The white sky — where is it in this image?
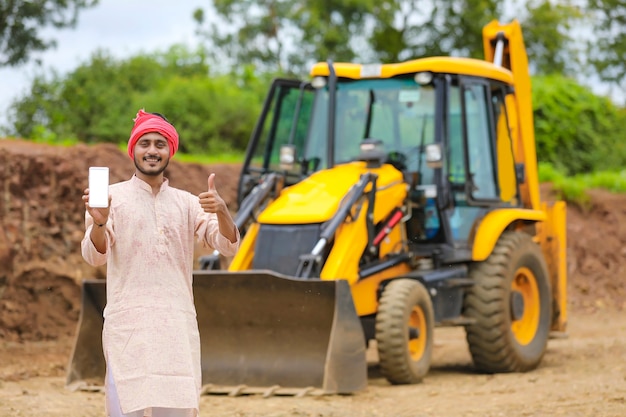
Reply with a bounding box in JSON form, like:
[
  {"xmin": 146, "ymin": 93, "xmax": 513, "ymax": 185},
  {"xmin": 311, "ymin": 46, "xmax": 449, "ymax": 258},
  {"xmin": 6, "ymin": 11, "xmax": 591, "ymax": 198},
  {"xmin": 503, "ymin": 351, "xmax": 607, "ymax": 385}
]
[{"xmin": 0, "ymin": 0, "xmax": 203, "ymax": 127}]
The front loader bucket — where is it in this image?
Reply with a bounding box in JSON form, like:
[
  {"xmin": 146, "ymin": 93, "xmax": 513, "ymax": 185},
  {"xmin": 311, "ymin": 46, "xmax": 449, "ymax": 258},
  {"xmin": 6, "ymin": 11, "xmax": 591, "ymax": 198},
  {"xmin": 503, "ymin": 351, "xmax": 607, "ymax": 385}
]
[
  {"xmin": 193, "ymin": 270, "xmax": 367, "ymax": 396},
  {"xmin": 66, "ymin": 272, "xmax": 367, "ymax": 396},
  {"xmin": 66, "ymin": 279, "xmax": 107, "ymax": 391}
]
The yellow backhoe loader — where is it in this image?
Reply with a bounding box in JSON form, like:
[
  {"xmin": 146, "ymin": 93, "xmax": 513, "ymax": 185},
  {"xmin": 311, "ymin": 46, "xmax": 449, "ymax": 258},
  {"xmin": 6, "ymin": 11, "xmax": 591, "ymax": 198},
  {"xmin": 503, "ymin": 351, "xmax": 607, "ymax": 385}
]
[{"xmin": 67, "ymin": 20, "xmax": 567, "ymax": 396}]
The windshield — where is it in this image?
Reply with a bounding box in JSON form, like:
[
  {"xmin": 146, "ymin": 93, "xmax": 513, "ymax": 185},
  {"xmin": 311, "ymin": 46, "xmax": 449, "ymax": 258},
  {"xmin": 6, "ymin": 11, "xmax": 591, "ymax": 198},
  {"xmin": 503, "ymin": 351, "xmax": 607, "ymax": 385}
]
[
  {"xmin": 308, "ymin": 78, "xmax": 436, "ymax": 182},
  {"xmin": 248, "ymin": 77, "xmax": 437, "ymax": 186}
]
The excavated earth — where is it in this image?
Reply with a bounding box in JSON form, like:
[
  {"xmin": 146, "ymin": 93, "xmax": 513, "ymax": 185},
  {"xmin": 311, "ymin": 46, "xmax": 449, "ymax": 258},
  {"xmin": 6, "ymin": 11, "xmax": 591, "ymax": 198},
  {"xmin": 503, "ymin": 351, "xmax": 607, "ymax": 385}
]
[{"xmin": 0, "ymin": 139, "xmax": 625, "ymax": 416}]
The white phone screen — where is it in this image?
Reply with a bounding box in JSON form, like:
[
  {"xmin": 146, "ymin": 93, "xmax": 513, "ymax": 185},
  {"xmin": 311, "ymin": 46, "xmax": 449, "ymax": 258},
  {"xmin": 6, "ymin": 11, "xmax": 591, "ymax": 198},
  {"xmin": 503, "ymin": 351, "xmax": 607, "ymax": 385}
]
[{"xmin": 89, "ymin": 167, "xmax": 110, "ymax": 208}]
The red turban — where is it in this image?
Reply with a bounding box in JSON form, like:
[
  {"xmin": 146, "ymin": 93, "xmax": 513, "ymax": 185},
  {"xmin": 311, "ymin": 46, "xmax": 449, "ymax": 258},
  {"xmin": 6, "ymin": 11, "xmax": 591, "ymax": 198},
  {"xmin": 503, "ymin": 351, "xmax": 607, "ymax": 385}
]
[{"xmin": 127, "ymin": 109, "xmax": 179, "ymax": 159}]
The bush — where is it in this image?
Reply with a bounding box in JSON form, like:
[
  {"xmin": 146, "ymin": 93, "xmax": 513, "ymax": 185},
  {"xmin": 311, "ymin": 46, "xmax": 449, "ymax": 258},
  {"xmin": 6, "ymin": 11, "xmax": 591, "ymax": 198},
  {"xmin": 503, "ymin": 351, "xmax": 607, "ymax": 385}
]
[
  {"xmin": 532, "ymin": 75, "xmax": 626, "ymax": 175},
  {"xmin": 132, "ymin": 70, "xmax": 269, "ymax": 155},
  {"xmin": 538, "ymin": 162, "xmax": 626, "ymax": 208}
]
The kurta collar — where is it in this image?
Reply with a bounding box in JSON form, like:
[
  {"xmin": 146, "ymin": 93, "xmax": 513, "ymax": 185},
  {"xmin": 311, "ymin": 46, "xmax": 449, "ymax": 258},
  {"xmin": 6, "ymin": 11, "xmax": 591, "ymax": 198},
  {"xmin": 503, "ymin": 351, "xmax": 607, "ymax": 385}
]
[{"xmin": 130, "ymin": 174, "xmax": 170, "ymax": 193}]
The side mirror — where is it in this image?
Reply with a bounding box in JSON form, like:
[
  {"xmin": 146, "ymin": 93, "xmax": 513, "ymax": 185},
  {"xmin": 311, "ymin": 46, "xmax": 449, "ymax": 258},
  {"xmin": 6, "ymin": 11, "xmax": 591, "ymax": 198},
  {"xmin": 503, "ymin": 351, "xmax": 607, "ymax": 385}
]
[
  {"xmin": 425, "ymin": 143, "xmax": 443, "ymax": 169},
  {"xmin": 279, "ymin": 144, "xmax": 296, "ymax": 170}
]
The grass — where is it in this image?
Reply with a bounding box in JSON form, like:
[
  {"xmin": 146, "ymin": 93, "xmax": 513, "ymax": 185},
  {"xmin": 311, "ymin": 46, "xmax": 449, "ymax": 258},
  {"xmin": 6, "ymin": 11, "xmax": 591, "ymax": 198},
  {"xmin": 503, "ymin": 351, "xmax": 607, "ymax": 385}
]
[
  {"xmin": 174, "ymin": 151, "xmax": 245, "ymax": 164},
  {"xmin": 538, "ymin": 162, "xmax": 626, "ymax": 207}
]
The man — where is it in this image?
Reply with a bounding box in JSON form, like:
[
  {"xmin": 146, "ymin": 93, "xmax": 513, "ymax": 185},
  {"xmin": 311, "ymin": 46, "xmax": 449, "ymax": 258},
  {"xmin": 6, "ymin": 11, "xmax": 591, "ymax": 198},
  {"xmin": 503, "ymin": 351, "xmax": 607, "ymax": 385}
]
[{"xmin": 81, "ymin": 109, "xmax": 239, "ymax": 417}]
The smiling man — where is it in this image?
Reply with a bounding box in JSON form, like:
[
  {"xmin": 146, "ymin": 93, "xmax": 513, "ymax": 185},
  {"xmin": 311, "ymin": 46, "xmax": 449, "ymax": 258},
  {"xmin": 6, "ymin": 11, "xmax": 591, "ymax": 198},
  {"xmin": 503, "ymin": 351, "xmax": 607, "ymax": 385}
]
[{"xmin": 80, "ymin": 109, "xmax": 239, "ymax": 417}]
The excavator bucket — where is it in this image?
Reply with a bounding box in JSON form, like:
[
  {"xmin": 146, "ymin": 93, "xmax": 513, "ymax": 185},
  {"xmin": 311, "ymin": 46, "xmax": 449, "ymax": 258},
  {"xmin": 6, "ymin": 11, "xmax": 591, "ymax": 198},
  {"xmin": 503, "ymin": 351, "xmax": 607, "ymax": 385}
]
[
  {"xmin": 194, "ymin": 270, "xmax": 367, "ymax": 396},
  {"xmin": 66, "ymin": 272, "xmax": 367, "ymax": 396},
  {"xmin": 66, "ymin": 279, "xmax": 106, "ymax": 391}
]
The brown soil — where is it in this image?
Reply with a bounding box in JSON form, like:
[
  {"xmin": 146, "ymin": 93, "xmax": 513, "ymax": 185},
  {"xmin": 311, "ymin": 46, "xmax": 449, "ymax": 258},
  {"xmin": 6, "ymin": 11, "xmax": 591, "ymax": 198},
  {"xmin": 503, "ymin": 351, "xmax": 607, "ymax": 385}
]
[{"xmin": 0, "ymin": 139, "xmax": 625, "ymax": 416}]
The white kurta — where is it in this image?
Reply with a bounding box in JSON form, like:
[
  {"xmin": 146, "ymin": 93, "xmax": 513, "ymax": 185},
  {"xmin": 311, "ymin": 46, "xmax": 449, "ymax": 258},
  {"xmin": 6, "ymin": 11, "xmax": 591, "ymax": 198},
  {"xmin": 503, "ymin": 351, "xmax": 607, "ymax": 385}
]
[{"xmin": 81, "ymin": 175, "xmax": 239, "ymax": 416}]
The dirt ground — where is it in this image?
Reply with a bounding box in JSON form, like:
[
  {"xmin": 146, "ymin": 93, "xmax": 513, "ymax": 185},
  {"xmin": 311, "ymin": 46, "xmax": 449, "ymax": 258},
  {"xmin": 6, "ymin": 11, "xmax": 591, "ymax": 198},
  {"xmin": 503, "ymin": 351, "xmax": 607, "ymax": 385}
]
[{"xmin": 0, "ymin": 140, "xmax": 625, "ymax": 416}]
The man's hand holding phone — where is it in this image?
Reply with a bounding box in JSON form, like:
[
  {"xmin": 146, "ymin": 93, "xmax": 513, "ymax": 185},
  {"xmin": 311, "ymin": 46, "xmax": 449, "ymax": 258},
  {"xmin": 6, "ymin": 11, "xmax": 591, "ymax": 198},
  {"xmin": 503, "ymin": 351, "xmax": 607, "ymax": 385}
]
[{"xmin": 84, "ymin": 167, "xmax": 111, "ymax": 228}]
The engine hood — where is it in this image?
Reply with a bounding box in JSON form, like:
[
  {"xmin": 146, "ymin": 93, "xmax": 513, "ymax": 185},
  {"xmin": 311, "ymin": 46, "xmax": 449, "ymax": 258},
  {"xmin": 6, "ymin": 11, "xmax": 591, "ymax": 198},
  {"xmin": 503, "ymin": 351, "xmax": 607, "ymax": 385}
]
[{"xmin": 258, "ymin": 161, "xmax": 406, "ymax": 224}]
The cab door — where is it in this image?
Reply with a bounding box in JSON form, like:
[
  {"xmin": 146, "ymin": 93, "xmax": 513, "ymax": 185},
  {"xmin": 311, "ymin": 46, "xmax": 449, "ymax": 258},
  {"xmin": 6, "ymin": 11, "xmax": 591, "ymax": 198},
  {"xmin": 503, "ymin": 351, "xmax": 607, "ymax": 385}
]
[
  {"xmin": 444, "ymin": 78, "xmax": 519, "ymax": 246},
  {"xmin": 238, "ymin": 79, "xmax": 316, "ymax": 205}
]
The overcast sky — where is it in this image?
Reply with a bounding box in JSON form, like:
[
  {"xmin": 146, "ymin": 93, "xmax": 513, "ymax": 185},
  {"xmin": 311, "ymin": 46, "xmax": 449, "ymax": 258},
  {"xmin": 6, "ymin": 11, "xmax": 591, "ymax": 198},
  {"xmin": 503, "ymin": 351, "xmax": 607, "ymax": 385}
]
[{"xmin": 0, "ymin": 0, "xmax": 204, "ymax": 127}]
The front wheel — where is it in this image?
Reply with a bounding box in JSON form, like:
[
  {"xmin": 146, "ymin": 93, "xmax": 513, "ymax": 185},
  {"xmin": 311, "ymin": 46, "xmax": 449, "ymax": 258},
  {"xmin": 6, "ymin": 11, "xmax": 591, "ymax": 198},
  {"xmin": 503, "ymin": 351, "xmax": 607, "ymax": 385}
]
[
  {"xmin": 464, "ymin": 231, "xmax": 552, "ymax": 373},
  {"xmin": 375, "ymin": 279, "xmax": 434, "ymax": 384}
]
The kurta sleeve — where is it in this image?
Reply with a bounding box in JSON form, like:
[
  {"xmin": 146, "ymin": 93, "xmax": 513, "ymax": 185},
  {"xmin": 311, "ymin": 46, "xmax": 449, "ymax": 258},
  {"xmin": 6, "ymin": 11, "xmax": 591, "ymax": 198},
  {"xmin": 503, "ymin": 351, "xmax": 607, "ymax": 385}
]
[
  {"xmin": 81, "ymin": 210, "xmax": 114, "ymax": 266},
  {"xmin": 192, "ymin": 195, "xmax": 240, "ymax": 257}
]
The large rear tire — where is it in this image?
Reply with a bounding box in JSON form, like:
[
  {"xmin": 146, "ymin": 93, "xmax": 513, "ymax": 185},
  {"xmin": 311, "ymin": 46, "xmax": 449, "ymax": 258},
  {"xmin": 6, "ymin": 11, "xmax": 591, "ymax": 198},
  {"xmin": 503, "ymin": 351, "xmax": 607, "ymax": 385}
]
[
  {"xmin": 464, "ymin": 231, "xmax": 551, "ymax": 373},
  {"xmin": 375, "ymin": 279, "xmax": 434, "ymax": 384}
]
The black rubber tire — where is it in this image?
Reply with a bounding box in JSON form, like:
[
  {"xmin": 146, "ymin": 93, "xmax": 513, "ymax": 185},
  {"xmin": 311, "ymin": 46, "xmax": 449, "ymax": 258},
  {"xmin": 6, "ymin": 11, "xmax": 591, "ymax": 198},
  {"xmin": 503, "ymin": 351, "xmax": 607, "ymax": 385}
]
[
  {"xmin": 375, "ymin": 279, "xmax": 434, "ymax": 384},
  {"xmin": 464, "ymin": 231, "xmax": 552, "ymax": 373}
]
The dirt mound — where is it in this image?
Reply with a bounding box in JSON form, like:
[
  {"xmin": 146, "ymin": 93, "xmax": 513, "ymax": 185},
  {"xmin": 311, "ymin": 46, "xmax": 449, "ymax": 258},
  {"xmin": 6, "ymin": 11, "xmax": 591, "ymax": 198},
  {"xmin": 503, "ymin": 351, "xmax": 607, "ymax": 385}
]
[
  {"xmin": 0, "ymin": 139, "xmax": 624, "ymax": 341},
  {"xmin": 0, "ymin": 140, "xmax": 240, "ymax": 342},
  {"xmin": 565, "ymin": 188, "xmax": 626, "ymax": 311}
]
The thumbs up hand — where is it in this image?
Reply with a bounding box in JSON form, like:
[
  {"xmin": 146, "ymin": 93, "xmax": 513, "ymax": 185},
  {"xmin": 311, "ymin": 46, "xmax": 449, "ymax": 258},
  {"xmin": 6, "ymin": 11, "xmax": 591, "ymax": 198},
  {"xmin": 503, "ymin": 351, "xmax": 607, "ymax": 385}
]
[
  {"xmin": 199, "ymin": 173, "xmax": 227, "ymax": 214},
  {"xmin": 198, "ymin": 173, "xmax": 239, "ymax": 244}
]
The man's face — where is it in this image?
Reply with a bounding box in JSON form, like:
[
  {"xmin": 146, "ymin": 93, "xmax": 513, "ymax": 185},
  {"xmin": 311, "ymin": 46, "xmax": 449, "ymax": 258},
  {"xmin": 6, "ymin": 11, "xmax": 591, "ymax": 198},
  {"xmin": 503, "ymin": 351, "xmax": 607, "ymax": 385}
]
[{"xmin": 133, "ymin": 132, "xmax": 170, "ymax": 176}]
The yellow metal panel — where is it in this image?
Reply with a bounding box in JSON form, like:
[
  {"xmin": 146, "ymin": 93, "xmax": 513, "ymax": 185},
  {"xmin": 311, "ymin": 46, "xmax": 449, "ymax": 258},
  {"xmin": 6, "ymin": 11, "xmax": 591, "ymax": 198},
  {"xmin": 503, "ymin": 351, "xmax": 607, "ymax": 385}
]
[
  {"xmin": 339, "ymin": 219, "xmax": 410, "ymax": 316},
  {"xmin": 472, "ymin": 208, "xmax": 547, "ymax": 261},
  {"xmin": 321, "ymin": 212, "xmax": 369, "ymax": 285},
  {"xmin": 258, "ymin": 167, "xmax": 358, "ymax": 224},
  {"xmin": 258, "ymin": 162, "xmax": 406, "ymax": 224},
  {"xmin": 369, "ymin": 184, "xmax": 407, "ymax": 223},
  {"xmin": 482, "ymin": 20, "xmax": 540, "ymax": 211},
  {"xmin": 496, "ymin": 104, "xmax": 517, "ymax": 202},
  {"xmin": 351, "ymin": 262, "xmax": 413, "ymax": 316},
  {"xmin": 377, "ymin": 223, "xmax": 406, "ymax": 258},
  {"xmin": 228, "ymin": 222, "xmax": 259, "ymax": 271},
  {"xmin": 310, "ymin": 57, "xmax": 514, "ymax": 85},
  {"xmin": 538, "ymin": 201, "xmax": 568, "ymax": 331},
  {"xmin": 320, "ymin": 172, "xmax": 407, "ymax": 284},
  {"xmin": 324, "ymin": 216, "xmax": 410, "ymax": 317}
]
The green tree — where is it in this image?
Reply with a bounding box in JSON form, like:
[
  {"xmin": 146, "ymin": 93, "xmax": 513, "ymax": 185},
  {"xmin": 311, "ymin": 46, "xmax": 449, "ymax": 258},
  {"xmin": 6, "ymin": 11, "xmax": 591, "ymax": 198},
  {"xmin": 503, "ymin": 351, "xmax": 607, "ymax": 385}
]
[
  {"xmin": 532, "ymin": 74, "xmax": 626, "ymax": 175},
  {"xmin": 367, "ymin": 0, "xmax": 582, "ymax": 67},
  {"xmin": 5, "ymin": 46, "xmax": 269, "ymax": 154},
  {"xmin": 132, "ymin": 69, "xmax": 268, "ymax": 154},
  {"xmin": 7, "ymin": 45, "xmax": 212, "ymax": 143},
  {"xmin": 195, "ymin": 0, "xmax": 584, "ymax": 76},
  {"xmin": 369, "ymin": 0, "xmax": 502, "ymax": 62},
  {"xmin": 0, "ymin": 0, "xmax": 98, "ymax": 67},
  {"xmin": 587, "ymin": 0, "xmax": 626, "ymax": 93},
  {"xmin": 194, "ymin": 0, "xmax": 376, "ymax": 75},
  {"xmin": 521, "ymin": 0, "xmax": 584, "ymax": 76}
]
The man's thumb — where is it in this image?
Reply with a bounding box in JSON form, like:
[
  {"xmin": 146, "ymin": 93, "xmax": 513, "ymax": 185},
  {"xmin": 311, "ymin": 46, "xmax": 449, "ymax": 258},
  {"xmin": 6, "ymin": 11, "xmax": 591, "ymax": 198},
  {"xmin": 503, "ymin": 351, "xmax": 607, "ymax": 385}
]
[{"xmin": 208, "ymin": 173, "xmax": 216, "ymax": 190}]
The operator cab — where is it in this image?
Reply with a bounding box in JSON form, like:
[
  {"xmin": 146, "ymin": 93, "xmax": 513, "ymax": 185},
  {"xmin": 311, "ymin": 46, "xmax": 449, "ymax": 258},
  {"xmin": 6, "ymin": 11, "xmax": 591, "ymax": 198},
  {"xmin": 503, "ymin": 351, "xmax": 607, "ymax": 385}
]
[{"xmin": 239, "ymin": 60, "xmax": 523, "ymax": 264}]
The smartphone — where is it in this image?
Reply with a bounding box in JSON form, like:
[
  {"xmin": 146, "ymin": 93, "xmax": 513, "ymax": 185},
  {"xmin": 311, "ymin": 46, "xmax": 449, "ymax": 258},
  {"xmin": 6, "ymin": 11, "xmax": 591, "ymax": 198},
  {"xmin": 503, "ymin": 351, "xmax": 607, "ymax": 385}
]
[{"xmin": 88, "ymin": 167, "xmax": 110, "ymax": 208}]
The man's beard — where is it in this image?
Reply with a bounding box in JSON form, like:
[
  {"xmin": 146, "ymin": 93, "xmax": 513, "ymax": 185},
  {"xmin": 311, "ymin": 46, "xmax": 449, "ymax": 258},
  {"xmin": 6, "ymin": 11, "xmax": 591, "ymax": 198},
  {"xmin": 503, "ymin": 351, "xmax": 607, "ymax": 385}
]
[{"xmin": 134, "ymin": 155, "xmax": 169, "ymax": 176}]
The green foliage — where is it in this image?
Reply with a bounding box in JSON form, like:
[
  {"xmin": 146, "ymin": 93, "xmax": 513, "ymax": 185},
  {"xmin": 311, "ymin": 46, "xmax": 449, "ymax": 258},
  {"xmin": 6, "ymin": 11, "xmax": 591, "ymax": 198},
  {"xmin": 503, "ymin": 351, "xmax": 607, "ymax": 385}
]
[
  {"xmin": 114, "ymin": 141, "xmax": 244, "ymax": 164},
  {"xmin": 538, "ymin": 162, "xmax": 590, "ymax": 205},
  {"xmin": 29, "ymin": 125, "xmax": 79, "ymax": 146},
  {"xmin": 195, "ymin": 0, "xmax": 376, "ymax": 75},
  {"xmin": 538, "ymin": 162, "xmax": 626, "ymax": 208},
  {"xmin": 8, "ymin": 45, "xmax": 206, "ymax": 141},
  {"xmin": 0, "ymin": 0, "xmax": 98, "ymax": 67},
  {"xmin": 587, "ymin": 0, "xmax": 626, "ymax": 88},
  {"xmin": 131, "ymin": 71, "xmax": 268, "ymax": 155},
  {"xmin": 587, "ymin": 170, "xmax": 626, "ymax": 192},
  {"xmin": 174, "ymin": 151, "xmax": 245, "ymax": 165},
  {"xmin": 195, "ymin": 0, "xmax": 586, "ymax": 76},
  {"xmin": 521, "ymin": 1, "xmax": 584, "ymax": 76},
  {"xmin": 532, "ymin": 74, "xmax": 626, "ymax": 175},
  {"xmin": 6, "ymin": 46, "xmax": 270, "ymax": 155}
]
